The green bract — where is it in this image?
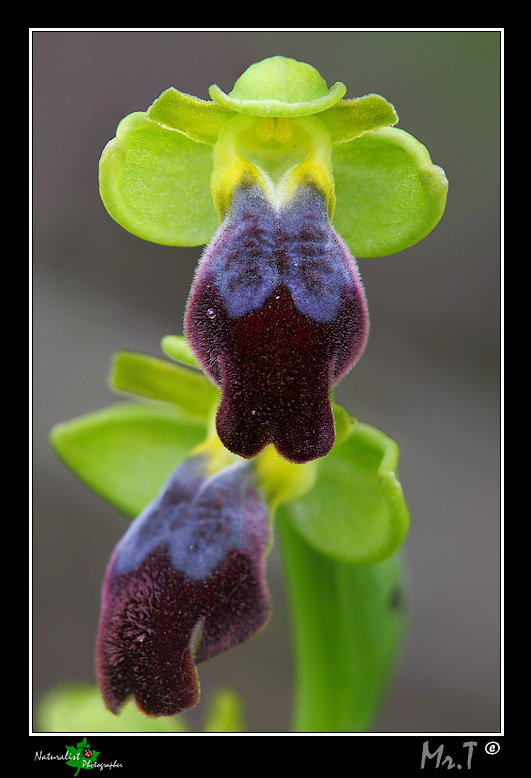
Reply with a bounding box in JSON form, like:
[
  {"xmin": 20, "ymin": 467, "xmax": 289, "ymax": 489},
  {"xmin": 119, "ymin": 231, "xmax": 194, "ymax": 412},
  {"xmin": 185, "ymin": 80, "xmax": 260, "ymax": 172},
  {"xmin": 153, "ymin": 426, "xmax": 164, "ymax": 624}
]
[{"xmin": 99, "ymin": 55, "xmax": 447, "ymax": 257}]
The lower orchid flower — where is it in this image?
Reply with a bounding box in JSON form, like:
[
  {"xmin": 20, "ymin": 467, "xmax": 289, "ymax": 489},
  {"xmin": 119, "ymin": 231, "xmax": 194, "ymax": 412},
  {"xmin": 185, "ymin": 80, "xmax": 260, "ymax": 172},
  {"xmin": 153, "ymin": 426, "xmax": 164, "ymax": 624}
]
[
  {"xmin": 96, "ymin": 452, "xmax": 271, "ymax": 717},
  {"xmin": 51, "ymin": 344, "xmax": 411, "ymax": 725},
  {"xmin": 185, "ymin": 181, "xmax": 369, "ymax": 464}
]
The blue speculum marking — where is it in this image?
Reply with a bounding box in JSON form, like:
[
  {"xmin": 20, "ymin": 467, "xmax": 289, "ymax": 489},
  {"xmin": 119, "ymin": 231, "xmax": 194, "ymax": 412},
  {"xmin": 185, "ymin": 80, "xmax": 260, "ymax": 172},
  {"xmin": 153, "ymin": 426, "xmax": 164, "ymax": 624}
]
[
  {"xmin": 185, "ymin": 182, "xmax": 369, "ymax": 463},
  {"xmin": 113, "ymin": 455, "xmax": 268, "ymax": 581},
  {"xmin": 209, "ymin": 185, "xmax": 353, "ymax": 323}
]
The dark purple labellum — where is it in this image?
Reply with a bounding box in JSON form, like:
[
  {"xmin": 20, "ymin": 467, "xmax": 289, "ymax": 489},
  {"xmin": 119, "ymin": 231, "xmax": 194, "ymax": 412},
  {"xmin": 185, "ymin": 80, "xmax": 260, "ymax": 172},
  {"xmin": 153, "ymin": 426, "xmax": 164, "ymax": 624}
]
[
  {"xmin": 96, "ymin": 455, "xmax": 270, "ymax": 717},
  {"xmin": 185, "ymin": 183, "xmax": 369, "ymax": 463}
]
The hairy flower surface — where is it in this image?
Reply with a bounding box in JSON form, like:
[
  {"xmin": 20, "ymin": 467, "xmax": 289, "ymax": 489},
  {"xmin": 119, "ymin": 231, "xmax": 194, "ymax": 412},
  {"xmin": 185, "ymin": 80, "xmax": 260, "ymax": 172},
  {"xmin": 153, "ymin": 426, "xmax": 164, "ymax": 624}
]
[
  {"xmin": 96, "ymin": 454, "xmax": 270, "ymax": 717},
  {"xmin": 185, "ymin": 182, "xmax": 368, "ymax": 462}
]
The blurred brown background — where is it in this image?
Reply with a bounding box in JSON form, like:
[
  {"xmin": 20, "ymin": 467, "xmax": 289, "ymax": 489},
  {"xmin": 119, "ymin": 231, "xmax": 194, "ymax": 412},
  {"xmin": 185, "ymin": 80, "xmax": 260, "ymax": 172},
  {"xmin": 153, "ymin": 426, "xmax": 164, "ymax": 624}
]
[{"xmin": 32, "ymin": 30, "xmax": 501, "ymax": 733}]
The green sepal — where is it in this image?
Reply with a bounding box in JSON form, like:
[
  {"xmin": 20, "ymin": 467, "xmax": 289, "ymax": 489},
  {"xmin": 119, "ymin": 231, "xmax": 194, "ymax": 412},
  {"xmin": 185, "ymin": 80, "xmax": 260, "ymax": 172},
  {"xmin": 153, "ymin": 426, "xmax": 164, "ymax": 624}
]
[
  {"xmin": 332, "ymin": 126, "xmax": 448, "ymax": 257},
  {"xmin": 109, "ymin": 349, "xmax": 218, "ymax": 420},
  {"xmin": 209, "ymin": 55, "xmax": 346, "ymax": 118},
  {"xmin": 321, "ymin": 94, "xmax": 398, "ymax": 143},
  {"xmin": 283, "ymin": 421, "xmax": 410, "ymax": 565},
  {"xmin": 50, "ymin": 403, "xmax": 206, "ymax": 519},
  {"xmin": 277, "ymin": 519, "xmax": 408, "ymax": 732},
  {"xmin": 99, "ymin": 111, "xmax": 218, "ymax": 246},
  {"xmin": 147, "ymin": 87, "xmax": 234, "ymax": 145}
]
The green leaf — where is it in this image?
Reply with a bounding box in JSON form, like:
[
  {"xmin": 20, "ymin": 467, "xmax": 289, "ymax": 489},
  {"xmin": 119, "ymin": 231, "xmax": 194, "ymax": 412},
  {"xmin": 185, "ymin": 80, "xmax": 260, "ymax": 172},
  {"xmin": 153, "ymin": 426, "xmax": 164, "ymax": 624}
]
[
  {"xmin": 99, "ymin": 111, "xmax": 218, "ymax": 246},
  {"xmin": 38, "ymin": 683, "xmax": 188, "ymax": 732},
  {"xmin": 109, "ymin": 349, "xmax": 218, "ymax": 420},
  {"xmin": 283, "ymin": 422, "xmax": 410, "ymax": 565},
  {"xmin": 148, "ymin": 87, "xmax": 234, "ymax": 144},
  {"xmin": 65, "ymin": 744, "xmax": 84, "ymax": 776},
  {"xmin": 277, "ymin": 519, "xmax": 408, "ymax": 733},
  {"xmin": 332, "ymin": 127, "xmax": 448, "ymax": 257},
  {"xmin": 50, "ymin": 402, "xmax": 206, "ymax": 518},
  {"xmin": 64, "ymin": 736, "xmax": 100, "ymax": 776},
  {"xmin": 321, "ymin": 94, "xmax": 398, "ymax": 143}
]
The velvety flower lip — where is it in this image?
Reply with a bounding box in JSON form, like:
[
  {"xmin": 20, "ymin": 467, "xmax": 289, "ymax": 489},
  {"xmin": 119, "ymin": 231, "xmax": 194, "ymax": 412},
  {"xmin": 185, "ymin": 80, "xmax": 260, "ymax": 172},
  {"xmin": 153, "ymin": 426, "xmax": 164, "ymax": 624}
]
[
  {"xmin": 185, "ymin": 182, "xmax": 369, "ymax": 464},
  {"xmin": 96, "ymin": 454, "xmax": 271, "ymax": 717}
]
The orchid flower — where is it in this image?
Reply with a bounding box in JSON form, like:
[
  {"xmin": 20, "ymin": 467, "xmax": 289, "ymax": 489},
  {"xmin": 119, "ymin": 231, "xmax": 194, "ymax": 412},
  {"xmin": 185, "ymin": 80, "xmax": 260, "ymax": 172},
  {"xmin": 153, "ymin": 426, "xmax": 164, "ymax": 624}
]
[
  {"xmin": 96, "ymin": 452, "xmax": 271, "ymax": 716},
  {"xmin": 99, "ymin": 56, "xmax": 447, "ymax": 463},
  {"xmin": 51, "ymin": 342, "xmax": 410, "ymax": 725}
]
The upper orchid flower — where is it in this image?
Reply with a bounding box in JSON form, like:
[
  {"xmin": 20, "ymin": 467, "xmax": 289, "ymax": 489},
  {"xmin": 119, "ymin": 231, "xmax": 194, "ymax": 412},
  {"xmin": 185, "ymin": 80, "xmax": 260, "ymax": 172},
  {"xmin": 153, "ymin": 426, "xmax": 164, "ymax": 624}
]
[{"xmin": 99, "ymin": 56, "xmax": 447, "ymax": 463}]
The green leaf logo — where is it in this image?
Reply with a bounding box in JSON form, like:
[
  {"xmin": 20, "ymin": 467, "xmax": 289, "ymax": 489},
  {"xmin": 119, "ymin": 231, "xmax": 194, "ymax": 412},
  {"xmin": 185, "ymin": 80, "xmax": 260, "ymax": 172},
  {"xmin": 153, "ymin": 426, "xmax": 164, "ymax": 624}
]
[{"xmin": 65, "ymin": 737, "xmax": 100, "ymax": 776}]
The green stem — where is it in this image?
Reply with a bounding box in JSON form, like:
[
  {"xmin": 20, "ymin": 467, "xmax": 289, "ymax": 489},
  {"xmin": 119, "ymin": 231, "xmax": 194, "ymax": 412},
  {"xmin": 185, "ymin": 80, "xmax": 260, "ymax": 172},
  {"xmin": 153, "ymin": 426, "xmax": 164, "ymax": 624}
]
[{"xmin": 276, "ymin": 508, "xmax": 408, "ymax": 733}]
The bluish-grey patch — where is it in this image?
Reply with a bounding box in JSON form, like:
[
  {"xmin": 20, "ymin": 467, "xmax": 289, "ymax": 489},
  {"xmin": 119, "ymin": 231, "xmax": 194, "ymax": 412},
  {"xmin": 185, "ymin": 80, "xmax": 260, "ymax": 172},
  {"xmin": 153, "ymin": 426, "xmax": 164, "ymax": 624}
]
[
  {"xmin": 207, "ymin": 185, "xmax": 355, "ymax": 323},
  {"xmin": 281, "ymin": 196, "xmax": 353, "ymax": 322},
  {"xmin": 209, "ymin": 190, "xmax": 278, "ymax": 318},
  {"xmin": 113, "ymin": 457, "xmax": 263, "ymax": 581}
]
